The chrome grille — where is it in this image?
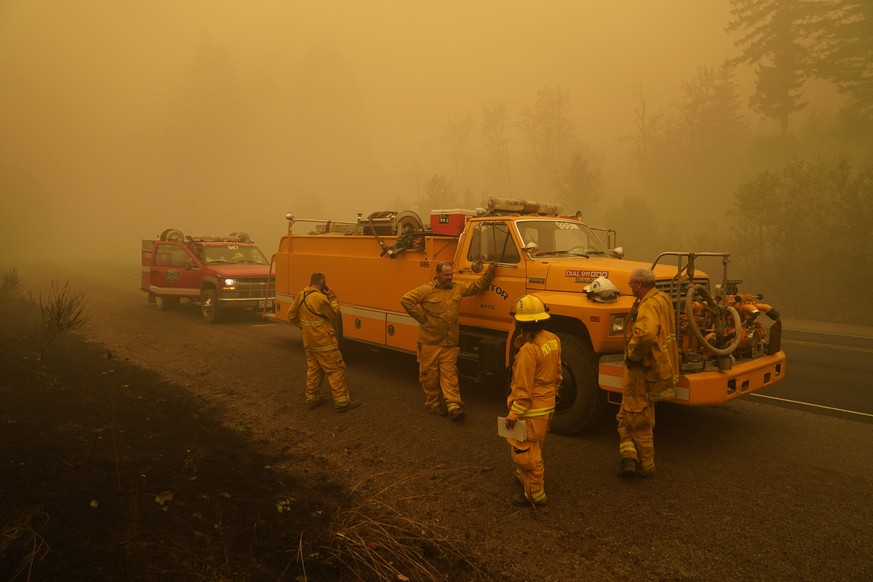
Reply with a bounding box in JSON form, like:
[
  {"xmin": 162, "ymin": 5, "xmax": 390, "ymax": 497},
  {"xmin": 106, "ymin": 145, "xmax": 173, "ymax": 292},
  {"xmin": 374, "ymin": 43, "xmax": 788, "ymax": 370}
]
[
  {"xmin": 235, "ymin": 277, "xmax": 276, "ymax": 299},
  {"xmin": 655, "ymin": 278, "xmax": 709, "ymax": 305}
]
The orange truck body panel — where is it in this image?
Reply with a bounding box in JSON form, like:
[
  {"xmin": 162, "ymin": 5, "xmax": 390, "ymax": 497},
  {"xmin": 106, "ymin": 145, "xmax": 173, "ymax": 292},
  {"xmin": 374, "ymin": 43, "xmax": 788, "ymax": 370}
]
[{"xmin": 269, "ymin": 209, "xmax": 787, "ymax": 432}]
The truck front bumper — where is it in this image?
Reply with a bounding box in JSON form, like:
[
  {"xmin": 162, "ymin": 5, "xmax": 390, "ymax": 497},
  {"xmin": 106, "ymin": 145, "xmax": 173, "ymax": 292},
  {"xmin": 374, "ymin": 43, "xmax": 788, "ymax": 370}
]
[{"xmin": 598, "ymin": 351, "xmax": 787, "ymax": 405}]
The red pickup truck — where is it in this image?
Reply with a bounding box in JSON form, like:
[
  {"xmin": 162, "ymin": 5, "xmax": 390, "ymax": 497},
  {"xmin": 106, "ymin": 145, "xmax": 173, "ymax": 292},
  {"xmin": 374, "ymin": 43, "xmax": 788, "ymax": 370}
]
[{"xmin": 141, "ymin": 228, "xmax": 275, "ymax": 323}]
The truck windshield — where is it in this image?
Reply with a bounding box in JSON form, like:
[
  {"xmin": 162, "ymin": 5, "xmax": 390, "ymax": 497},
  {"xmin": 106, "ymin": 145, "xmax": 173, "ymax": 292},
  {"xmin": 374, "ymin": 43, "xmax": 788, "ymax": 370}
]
[
  {"xmin": 203, "ymin": 245, "xmax": 268, "ymax": 265},
  {"xmin": 515, "ymin": 220, "xmax": 613, "ymax": 257}
]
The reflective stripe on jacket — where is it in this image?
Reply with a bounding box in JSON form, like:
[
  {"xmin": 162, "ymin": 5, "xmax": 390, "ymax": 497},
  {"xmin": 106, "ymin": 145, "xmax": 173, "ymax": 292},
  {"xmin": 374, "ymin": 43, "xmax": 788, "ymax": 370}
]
[
  {"xmin": 507, "ymin": 329, "xmax": 561, "ymax": 420},
  {"xmin": 400, "ymin": 268, "xmax": 495, "ymax": 346},
  {"xmin": 287, "ymin": 286, "xmax": 341, "ymax": 352}
]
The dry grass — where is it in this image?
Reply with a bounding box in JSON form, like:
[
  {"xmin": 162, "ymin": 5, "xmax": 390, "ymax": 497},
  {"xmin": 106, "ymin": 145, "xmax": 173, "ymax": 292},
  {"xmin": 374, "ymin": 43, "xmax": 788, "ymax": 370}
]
[
  {"xmin": 0, "ymin": 507, "xmax": 51, "ymax": 581},
  {"xmin": 1, "ymin": 266, "xmax": 20, "ymax": 294},
  {"xmin": 322, "ymin": 466, "xmax": 486, "ymax": 582}
]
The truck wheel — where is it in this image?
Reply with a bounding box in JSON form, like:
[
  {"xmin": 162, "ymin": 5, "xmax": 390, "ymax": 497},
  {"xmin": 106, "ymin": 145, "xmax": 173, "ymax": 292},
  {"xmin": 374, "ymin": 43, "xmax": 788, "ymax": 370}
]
[
  {"xmin": 550, "ymin": 332, "xmax": 606, "ymax": 435},
  {"xmin": 160, "ymin": 228, "xmax": 185, "ymax": 242},
  {"xmin": 200, "ymin": 289, "xmax": 221, "ymax": 323},
  {"xmin": 155, "ymin": 295, "xmax": 179, "ymax": 311}
]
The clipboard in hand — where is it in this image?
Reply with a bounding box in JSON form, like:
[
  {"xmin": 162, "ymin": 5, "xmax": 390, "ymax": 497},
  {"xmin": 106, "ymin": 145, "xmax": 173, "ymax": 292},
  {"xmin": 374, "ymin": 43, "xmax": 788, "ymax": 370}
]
[{"xmin": 497, "ymin": 416, "xmax": 527, "ymax": 441}]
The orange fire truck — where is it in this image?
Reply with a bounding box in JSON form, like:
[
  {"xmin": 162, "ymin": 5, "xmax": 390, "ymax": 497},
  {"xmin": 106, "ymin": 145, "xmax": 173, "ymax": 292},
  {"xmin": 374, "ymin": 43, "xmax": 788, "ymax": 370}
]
[{"xmin": 269, "ymin": 199, "xmax": 786, "ymax": 434}]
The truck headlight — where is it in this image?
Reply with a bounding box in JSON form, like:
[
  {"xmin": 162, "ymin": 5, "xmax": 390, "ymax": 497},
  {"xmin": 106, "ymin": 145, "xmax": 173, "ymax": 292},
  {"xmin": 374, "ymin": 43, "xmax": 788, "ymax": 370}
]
[
  {"xmin": 610, "ymin": 314, "xmax": 627, "ymax": 335},
  {"xmin": 222, "ymin": 278, "xmax": 236, "ymax": 289}
]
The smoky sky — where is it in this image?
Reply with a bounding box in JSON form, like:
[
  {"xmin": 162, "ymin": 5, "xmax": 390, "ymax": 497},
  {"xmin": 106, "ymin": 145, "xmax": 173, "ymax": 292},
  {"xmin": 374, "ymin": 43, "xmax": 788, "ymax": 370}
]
[{"xmin": 0, "ymin": 1, "xmax": 841, "ymax": 266}]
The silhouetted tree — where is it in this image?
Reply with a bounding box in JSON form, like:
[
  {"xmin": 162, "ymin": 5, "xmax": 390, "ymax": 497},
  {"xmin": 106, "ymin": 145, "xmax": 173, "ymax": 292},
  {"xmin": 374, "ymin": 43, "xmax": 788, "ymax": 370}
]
[
  {"xmin": 814, "ymin": 0, "xmax": 873, "ymax": 115},
  {"xmin": 603, "ymin": 196, "xmax": 662, "ymax": 261},
  {"xmin": 676, "ymin": 65, "xmax": 747, "ymax": 159},
  {"xmin": 518, "ymin": 86, "xmax": 577, "ymax": 191},
  {"xmin": 728, "ymin": 154, "xmax": 873, "ymax": 322},
  {"xmin": 481, "ymin": 99, "xmax": 513, "ymax": 197},
  {"xmin": 442, "ymin": 114, "xmax": 475, "ymax": 191},
  {"xmin": 420, "ymin": 174, "xmax": 458, "ymax": 213},
  {"xmin": 554, "ymin": 152, "xmax": 601, "ymax": 215},
  {"xmin": 727, "ymin": 0, "xmax": 826, "ymax": 134},
  {"xmin": 627, "ymin": 85, "xmax": 665, "ymax": 182}
]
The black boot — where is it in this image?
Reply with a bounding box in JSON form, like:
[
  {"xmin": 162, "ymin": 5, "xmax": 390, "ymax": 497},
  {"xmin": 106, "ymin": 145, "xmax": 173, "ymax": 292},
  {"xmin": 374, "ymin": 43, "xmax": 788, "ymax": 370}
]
[{"xmin": 617, "ymin": 458, "xmax": 637, "ymax": 478}]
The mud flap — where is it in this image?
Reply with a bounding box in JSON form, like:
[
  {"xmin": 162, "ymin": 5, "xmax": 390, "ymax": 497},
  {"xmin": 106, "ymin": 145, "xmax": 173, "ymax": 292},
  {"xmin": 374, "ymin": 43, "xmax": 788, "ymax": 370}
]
[{"xmin": 767, "ymin": 320, "xmax": 782, "ymax": 355}]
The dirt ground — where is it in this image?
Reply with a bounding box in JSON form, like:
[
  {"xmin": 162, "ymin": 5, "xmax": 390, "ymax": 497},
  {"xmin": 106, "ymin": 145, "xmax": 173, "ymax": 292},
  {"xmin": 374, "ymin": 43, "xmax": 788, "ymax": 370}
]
[
  {"xmin": 1, "ymin": 292, "xmax": 354, "ymax": 580},
  {"xmin": 3, "ymin": 266, "xmax": 873, "ymax": 581}
]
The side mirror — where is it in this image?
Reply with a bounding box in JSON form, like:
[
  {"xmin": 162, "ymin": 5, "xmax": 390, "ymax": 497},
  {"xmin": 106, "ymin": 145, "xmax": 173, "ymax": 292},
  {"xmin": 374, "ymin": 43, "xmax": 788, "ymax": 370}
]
[
  {"xmin": 185, "ymin": 258, "xmax": 197, "ymax": 270},
  {"xmin": 471, "ymin": 260, "xmax": 483, "ymax": 273}
]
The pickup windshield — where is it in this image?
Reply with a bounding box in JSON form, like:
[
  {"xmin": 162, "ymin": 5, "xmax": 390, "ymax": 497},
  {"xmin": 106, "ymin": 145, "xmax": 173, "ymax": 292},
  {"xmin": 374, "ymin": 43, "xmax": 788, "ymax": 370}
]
[
  {"xmin": 203, "ymin": 245, "xmax": 268, "ymax": 265},
  {"xmin": 515, "ymin": 219, "xmax": 612, "ymax": 257}
]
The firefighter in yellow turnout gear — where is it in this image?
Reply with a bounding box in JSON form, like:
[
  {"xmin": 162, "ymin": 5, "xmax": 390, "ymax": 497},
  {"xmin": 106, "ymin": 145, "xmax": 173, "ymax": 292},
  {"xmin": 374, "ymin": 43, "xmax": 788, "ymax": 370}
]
[
  {"xmin": 287, "ymin": 273, "xmax": 360, "ymax": 413},
  {"xmin": 505, "ymin": 295, "xmax": 560, "ymax": 508},
  {"xmin": 617, "ymin": 267, "xmax": 678, "ymax": 478},
  {"xmin": 401, "ymin": 261, "xmax": 496, "ymax": 421}
]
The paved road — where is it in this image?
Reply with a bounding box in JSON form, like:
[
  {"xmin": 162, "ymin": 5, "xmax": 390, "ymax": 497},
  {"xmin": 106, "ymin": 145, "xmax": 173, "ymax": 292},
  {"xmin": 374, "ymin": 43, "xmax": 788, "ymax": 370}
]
[{"xmin": 753, "ymin": 324, "xmax": 873, "ymax": 422}]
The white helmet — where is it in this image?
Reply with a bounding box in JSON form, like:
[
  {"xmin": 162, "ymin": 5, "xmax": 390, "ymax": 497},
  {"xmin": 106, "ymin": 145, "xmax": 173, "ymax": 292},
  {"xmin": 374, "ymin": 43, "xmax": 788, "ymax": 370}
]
[{"xmin": 583, "ymin": 276, "xmax": 620, "ymax": 302}]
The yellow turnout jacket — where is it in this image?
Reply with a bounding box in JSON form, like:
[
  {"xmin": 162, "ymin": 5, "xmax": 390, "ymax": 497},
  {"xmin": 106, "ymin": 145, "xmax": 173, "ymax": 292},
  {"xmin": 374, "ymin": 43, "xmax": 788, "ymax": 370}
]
[
  {"xmin": 624, "ymin": 287, "xmax": 679, "ymax": 406},
  {"xmin": 507, "ymin": 330, "xmax": 561, "ymax": 420},
  {"xmin": 400, "ymin": 268, "xmax": 495, "ymax": 346},
  {"xmin": 287, "ymin": 286, "xmax": 340, "ymax": 352}
]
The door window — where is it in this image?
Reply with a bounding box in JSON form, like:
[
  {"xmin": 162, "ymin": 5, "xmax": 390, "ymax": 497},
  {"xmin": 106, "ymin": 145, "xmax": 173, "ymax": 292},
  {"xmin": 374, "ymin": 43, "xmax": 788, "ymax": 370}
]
[{"xmin": 466, "ymin": 223, "xmax": 520, "ymax": 264}]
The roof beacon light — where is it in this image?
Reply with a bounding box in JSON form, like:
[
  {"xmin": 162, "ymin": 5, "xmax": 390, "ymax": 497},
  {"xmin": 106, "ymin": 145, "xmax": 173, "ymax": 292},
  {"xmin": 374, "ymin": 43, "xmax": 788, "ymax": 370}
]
[{"xmin": 487, "ymin": 198, "xmax": 563, "ymax": 216}]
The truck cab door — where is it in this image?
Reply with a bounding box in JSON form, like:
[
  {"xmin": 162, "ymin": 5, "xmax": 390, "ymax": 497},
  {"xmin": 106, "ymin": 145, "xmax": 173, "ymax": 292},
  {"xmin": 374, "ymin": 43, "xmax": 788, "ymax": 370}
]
[
  {"xmin": 454, "ymin": 221, "xmax": 526, "ymax": 321},
  {"xmin": 149, "ymin": 243, "xmax": 200, "ymax": 298}
]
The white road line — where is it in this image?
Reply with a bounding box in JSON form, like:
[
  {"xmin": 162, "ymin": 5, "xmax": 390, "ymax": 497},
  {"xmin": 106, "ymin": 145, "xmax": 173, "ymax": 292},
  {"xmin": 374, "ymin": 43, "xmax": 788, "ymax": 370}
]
[
  {"xmin": 751, "ymin": 393, "xmax": 873, "ymax": 418},
  {"xmin": 784, "ymin": 328, "xmax": 873, "ymax": 340},
  {"xmin": 782, "ymin": 339, "xmax": 873, "ymax": 354}
]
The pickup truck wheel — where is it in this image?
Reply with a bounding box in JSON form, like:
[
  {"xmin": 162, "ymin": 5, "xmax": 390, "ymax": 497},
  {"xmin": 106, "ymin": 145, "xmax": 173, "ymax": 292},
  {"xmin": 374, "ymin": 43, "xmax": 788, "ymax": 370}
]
[
  {"xmin": 155, "ymin": 296, "xmax": 179, "ymax": 311},
  {"xmin": 200, "ymin": 289, "xmax": 221, "ymax": 323},
  {"xmin": 550, "ymin": 332, "xmax": 606, "ymax": 435},
  {"xmin": 159, "ymin": 228, "xmax": 185, "ymax": 242}
]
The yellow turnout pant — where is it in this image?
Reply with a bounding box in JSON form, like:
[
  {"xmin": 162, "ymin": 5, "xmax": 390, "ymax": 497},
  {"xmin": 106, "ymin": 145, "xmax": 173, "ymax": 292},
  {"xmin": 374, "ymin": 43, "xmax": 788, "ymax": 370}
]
[
  {"xmin": 616, "ymin": 402, "xmax": 656, "ymax": 475},
  {"xmin": 306, "ymin": 349, "xmax": 351, "ymax": 406},
  {"xmin": 507, "ymin": 415, "xmax": 551, "ymax": 504},
  {"xmin": 417, "ymin": 344, "xmax": 462, "ymax": 414}
]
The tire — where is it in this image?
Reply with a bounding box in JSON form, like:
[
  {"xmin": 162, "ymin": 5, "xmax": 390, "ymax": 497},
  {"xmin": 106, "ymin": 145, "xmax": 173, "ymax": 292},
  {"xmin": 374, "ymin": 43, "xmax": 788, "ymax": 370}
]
[
  {"xmin": 549, "ymin": 332, "xmax": 606, "ymax": 435},
  {"xmin": 155, "ymin": 295, "xmax": 179, "ymax": 311},
  {"xmin": 200, "ymin": 288, "xmax": 221, "ymax": 323},
  {"xmin": 160, "ymin": 228, "xmax": 185, "ymax": 242}
]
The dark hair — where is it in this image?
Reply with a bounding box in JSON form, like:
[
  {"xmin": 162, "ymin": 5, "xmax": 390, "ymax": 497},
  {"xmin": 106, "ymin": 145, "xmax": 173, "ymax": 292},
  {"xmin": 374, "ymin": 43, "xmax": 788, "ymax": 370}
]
[
  {"xmin": 435, "ymin": 261, "xmax": 454, "ymax": 274},
  {"xmin": 309, "ymin": 272, "xmax": 326, "ymax": 285},
  {"xmin": 516, "ymin": 319, "xmax": 546, "ymax": 335}
]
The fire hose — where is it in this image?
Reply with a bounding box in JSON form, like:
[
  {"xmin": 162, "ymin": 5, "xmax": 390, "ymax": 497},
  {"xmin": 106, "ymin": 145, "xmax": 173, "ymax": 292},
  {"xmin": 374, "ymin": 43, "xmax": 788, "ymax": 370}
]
[{"xmin": 685, "ymin": 284, "xmax": 742, "ymax": 357}]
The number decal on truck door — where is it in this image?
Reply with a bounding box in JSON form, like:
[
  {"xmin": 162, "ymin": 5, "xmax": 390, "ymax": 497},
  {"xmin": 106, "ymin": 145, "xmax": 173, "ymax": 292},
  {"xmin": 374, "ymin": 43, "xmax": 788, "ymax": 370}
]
[{"xmin": 419, "ymin": 260, "xmax": 430, "ymax": 268}]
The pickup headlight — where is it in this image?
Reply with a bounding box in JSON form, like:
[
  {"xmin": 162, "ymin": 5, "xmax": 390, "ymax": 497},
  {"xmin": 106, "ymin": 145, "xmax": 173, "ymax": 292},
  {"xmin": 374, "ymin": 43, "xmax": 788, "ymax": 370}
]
[
  {"xmin": 222, "ymin": 278, "xmax": 237, "ymax": 289},
  {"xmin": 610, "ymin": 313, "xmax": 627, "ymax": 335}
]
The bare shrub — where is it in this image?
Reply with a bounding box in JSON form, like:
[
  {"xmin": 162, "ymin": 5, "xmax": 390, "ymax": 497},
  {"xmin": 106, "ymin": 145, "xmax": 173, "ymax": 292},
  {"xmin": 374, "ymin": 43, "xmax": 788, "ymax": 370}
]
[
  {"xmin": 35, "ymin": 281, "xmax": 89, "ymax": 360},
  {"xmin": 323, "ymin": 468, "xmax": 484, "ymax": 581},
  {"xmin": 1, "ymin": 266, "xmax": 20, "ymax": 294}
]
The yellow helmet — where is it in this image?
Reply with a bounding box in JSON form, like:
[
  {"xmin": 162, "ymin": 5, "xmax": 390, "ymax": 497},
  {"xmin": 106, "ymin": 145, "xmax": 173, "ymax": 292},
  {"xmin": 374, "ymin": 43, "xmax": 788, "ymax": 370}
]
[{"xmin": 512, "ymin": 294, "xmax": 550, "ymax": 322}]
